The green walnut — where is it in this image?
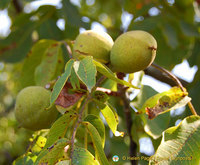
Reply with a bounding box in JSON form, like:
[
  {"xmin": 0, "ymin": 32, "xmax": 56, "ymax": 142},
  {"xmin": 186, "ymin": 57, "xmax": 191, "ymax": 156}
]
[
  {"xmin": 110, "ymin": 30, "xmax": 157, "ymax": 73},
  {"xmin": 73, "ymin": 30, "xmax": 114, "ymax": 63},
  {"xmin": 14, "ymin": 86, "xmax": 59, "ymax": 131}
]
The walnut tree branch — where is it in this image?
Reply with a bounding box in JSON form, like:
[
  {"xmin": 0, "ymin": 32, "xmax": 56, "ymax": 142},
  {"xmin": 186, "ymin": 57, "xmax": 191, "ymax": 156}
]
[
  {"xmin": 117, "ymin": 73, "xmax": 137, "ymax": 165},
  {"xmin": 70, "ymin": 96, "xmax": 91, "ymax": 159},
  {"xmin": 144, "ymin": 65, "xmax": 189, "ymax": 87},
  {"xmin": 12, "ymin": 0, "xmax": 23, "ymax": 13}
]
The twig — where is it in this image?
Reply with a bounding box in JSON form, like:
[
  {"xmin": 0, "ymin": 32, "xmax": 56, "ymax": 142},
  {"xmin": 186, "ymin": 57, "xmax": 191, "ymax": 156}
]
[
  {"xmin": 117, "ymin": 73, "xmax": 137, "ymax": 165},
  {"xmin": 70, "ymin": 96, "xmax": 91, "ymax": 159},
  {"xmin": 151, "ymin": 63, "xmax": 198, "ymax": 116}
]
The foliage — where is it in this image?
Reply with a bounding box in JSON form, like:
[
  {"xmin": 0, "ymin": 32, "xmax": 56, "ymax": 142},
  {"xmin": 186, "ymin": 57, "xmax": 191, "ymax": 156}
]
[{"xmin": 0, "ymin": 0, "xmax": 200, "ymax": 165}]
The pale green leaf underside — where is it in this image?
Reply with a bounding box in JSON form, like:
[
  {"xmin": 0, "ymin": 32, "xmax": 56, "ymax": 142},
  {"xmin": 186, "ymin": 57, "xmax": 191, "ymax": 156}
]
[
  {"xmin": 73, "ymin": 56, "xmax": 96, "ymax": 92},
  {"xmin": 149, "ymin": 115, "xmax": 200, "ymax": 165}
]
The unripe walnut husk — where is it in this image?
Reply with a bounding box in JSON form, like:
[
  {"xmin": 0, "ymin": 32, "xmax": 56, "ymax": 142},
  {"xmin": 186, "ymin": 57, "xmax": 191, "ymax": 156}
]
[
  {"xmin": 14, "ymin": 86, "xmax": 59, "ymax": 131},
  {"xmin": 110, "ymin": 30, "xmax": 157, "ymax": 73},
  {"xmin": 73, "ymin": 30, "xmax": 114, "ymax": 63}
]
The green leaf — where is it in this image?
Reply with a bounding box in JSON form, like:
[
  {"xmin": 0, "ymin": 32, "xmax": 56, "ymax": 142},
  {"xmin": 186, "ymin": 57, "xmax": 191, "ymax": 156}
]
[
  {"xmin": 61, "ymin": 0, "xmax": 89, "ymax": 28},
  {"xmin": 49, "ymin": 59, "xmax": 74, "ymax": 107},
  {"xmin": 140, "ymin": 87, "xmax": 191, "ymax": 119},
  {"xmin": 19, "ymin": 39, "xmax": 56, "ymax": 89},
  {"xmin": 95, "ymin": 101, "xmax": 123, "ymax": 137},
  {"xmin": 81, "ymin": 121, "xmax": 109, "ymax": 165},
  {"xmin": 141, "ymin": 112, "xmax": 170, "ymax": 139},
  {"xmin": 129, "ymin": 15, "xmax": 162, "ymax": 32},
  {"xmin": 54, "ymin": 48, "xmax": 65, "ymax": 80},
  {"xmin": 37, "ymin": 19, "xmax": 63, "ymax": 40},
  {"xmin": 153, "ymin": 27, "xmax": 191, "ymax": 69},
  {"xmin": 102, "ymin": 103, "xmax": 122, "ymax": 136},
  {"xmin": 44, "ymin": 110, "xmax": 77, "ymax": 149},
  {"xmin": 179, "ymin": 21, "xmax": 199, "ymax": 37},
  {"xmin": 0, "ymin": 22, "xmax": 33, "ymax": 63},
  {"xmin": 35, "ymin": 42, "xmax": 62, "ymax": 86},
  {"xmin": 132, "ymin": 85, "xmax": 158, "ymax": 109},
  {"xmin": 72, "ymin": 147, "xmax": 100, "ymax": 165},
  {"xmin": 70, "ymin": 67, "xmax": 80, "ymax": 89},
  {"xmin": 149, "ymin": 115, "xmax": 200, "ymax": 165},
  {"xmin": 13, "ymin": 154, "xmax": 37, "ymax": 165},
  {"xmin": 36, "ymin": 139, "xmax": 70, "ymax": 165},
  {"xmin": 0, "ymin": 0, "xmax": 11, "ymax": 9},
  {"xmin": 84, "ymin": 114, "xmax": 105, "ymax": 147},
  {"xmin": 73, "ymin": 57, "xmax": 97, "ymax": 92},
  {"xmin": 188, "ymin": 39, "xmax": 200, "ymax": 67},
  {"xmin": 161, "ymin": 23, "xmax": 178, "ymax": 49},
  {"xmin": 93, "ymin": 60, "xmax": 139, "ymax": 89},
  {"xmin": 133, "ymin": 85, "xmax": 170, "ymax": 139},
  {"xmin": 0, "ymin": 5, "xmax": 58, "ymax": 63}
]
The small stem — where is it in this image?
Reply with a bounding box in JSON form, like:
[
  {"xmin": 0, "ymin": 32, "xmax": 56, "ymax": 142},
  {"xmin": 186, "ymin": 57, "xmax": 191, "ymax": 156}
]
[
  {"xmin": 151, "ymin": 63, "xmax": 198, "ymax": 116},
  {"xmin": 70, "ymin": 96, "xmax": 90, "ymax": 159}
]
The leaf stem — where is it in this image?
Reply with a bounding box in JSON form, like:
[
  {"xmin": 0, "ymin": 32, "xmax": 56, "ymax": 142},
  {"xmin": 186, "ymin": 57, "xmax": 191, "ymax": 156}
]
[
  {"xmin": 151, "ymin": 63, "xmax": 198, "ymax": 116},
  {"xmin": 70, "ymin": 96, "xmax": 91, "ymax": 159}
]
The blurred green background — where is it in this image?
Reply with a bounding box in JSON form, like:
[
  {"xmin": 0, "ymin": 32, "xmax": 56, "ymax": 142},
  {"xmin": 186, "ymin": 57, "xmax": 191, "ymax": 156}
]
[{"xmin": 0, "ymin": 0, "xmax": 200, "ymax": 164}]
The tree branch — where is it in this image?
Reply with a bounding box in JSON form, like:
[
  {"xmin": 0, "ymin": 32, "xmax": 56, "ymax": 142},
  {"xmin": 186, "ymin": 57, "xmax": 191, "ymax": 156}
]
[
  {"xmin": 117, "ymin": 73, "xmax": 137, "ymax": 165},
  {"xmin": 12, "ymin": 0, "xmax": 23, "ymax": 13},
  {"xmin": 70, "ymin": 96, "xmax": 91, "ymax": 159},
  {"xmin": 144, "ymin": 65, "xmax": 189, "ymax": 87}
]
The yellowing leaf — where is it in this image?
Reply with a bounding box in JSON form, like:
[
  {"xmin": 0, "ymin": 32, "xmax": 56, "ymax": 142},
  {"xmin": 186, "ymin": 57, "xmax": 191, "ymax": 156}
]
[{"xmin": 140, "ymin": 87, "xmax": 191, "ymax": 119}]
